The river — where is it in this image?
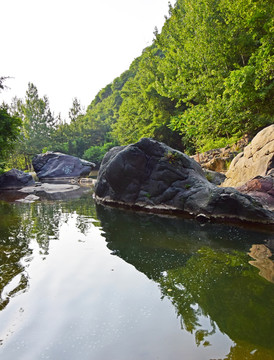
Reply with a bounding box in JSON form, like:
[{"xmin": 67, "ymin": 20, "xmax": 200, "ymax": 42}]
[{"xmin": 0, "ymin": 193, "xmax": 273, "ymax": 359}]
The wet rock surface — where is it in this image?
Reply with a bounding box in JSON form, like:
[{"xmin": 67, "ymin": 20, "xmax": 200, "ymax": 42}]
[
  {"xmin": 0, "ymin": 169, "xmax": 35, "ymax": 189},
  {"xmin": 32, "ymin": 152, "xmax": 95, "ymax": 180},
  {"xmin": 95, "ymin": 138, "xmax": 274, "ymax": 225}
]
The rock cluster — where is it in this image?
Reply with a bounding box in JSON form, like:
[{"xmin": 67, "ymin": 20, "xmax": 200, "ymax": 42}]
[
  {"xmin": 95, "ymin": 138, "xmax": 274, "ymax": 225},
  {"xmin": 191, "ymin": 135, "xmax": 250, "ymax": 172}
]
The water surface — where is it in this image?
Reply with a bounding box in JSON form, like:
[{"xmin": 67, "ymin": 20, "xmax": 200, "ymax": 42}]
[{"xmin": 0, "ymin": 196, "xmax": 273, "ymax": 360}]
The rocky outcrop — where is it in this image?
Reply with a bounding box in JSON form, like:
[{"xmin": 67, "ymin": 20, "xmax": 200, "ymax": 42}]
[
  {"xmin": 32, "ymin": 152, "xmax": 95, "ymax": 180},
  {"xmin": 223, "ymin": 125, "xmax": 274, "ymax": 187},
  {"xmin": 95, "ymin": 138, "xmax": 274, "ymax": 225},
  {"xmin": 191, "ymin": 135, "xmax": 250, "ymax": 172},
  {"xmin": 0, "ymin": 169, "xmax": 35, "ymax": 189},
  {"xmin": 192, "ymin": 148, "xmax": 238, "ymax": 172}
]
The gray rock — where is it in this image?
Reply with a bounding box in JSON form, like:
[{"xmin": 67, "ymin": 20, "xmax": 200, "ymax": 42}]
[
  {"xmin": 203, "ymin": 169, "xmax": 226, "ymax": 185},
  {"xmin": 95, "ymin": 138, "xmax": 274, "ymax": 225},
  {"xmin": 0, "ymin": 169, "xmax": 35, "ymax": 189},
  {"xmin": 16, "ymin": 194, "xmax": 40, "ymax": 203},
  {"xmin": 19, "ymin": 183, "xmax": 89, "ymax": 200},
  {"xmin": 32, "ymin": 152, "xmax": 95, "ymax": 180}
]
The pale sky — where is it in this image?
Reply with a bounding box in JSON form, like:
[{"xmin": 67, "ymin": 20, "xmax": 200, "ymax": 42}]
[{"xmin": 1, "ymin": 0, "xmax": 175, "ymax": 119}]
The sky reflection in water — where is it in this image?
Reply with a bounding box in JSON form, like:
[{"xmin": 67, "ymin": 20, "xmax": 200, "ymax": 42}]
[{"xmin": 0, "ymin": 196, "xmax": 273, "ymax": 360}]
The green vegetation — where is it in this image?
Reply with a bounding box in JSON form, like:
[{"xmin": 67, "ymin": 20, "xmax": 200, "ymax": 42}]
[
  {"xmin": 0, "ymin": 78, "xmax": 22, "ymax": 172},
  {"xmin": 1, "ymin": 0, "xmax": 273, "ymax": 171}
]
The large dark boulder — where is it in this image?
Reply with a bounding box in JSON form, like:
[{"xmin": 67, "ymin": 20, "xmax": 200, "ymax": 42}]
[
  {"xmin": 0, "ymin": 169, "xmax": 35, "ymax": 190},
  {"xmin": 32, "ymin": 152, "xmax": 95, "ymax": 180},
  {"xmin": 95, "ymin": 138, "xmax": 274, "ymax": 225}
]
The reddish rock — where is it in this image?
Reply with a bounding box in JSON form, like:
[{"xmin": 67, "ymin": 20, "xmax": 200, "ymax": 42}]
[{"xmin": 237, "ymin": 175, "xmax": 274, "ymax": 210}]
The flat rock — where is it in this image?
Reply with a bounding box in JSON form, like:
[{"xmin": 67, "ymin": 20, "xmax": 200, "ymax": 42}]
[
  {"xmin": 16, "ymin": 194, "xmax": 40, "ymax": 203},
  {"xmin": 95, "ymin": 138, "xmax": 274, "ymax": 225},
  {"xmin": 19, "ymin": 183, "xmax": 89, "ymax": 200},
  {"xmin": 32, "ymin": 152, "xmax": 95, "ymax": 180},
  {"xmin": 0, "ymin": 169, "xmax": 35, "ymax": 189}
]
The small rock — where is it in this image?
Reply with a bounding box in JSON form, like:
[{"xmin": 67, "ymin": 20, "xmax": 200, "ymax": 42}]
[{"xmin": 16, "ymin": 194, "xmax": 40, "ymax": 203}]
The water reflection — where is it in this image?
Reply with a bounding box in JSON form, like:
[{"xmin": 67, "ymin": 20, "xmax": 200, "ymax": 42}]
[
  {"xmin": 1, "ymin": 197, "xmax": 274, "ymax": 359},
  {"xmin": 96, "ymin": 205, "xmax": 274, "ymax": 359},
  {"xmin": 0, "ymin": 197, "xmax": 98, "ymax": 312},
  {"xmin": 248, "ymin": 244, "xmax": 274, "ymax": 283}
]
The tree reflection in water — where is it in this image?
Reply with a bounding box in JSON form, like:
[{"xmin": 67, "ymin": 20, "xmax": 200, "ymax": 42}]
[
  {"xmin": 0, "ymin": 196, "xmax": 98, "ymax": 311},
  {"xmin": 0, "ymin": 197, "xmax": 273, "ymax": 359},
  {"xmin": 96, "ymin": 204, "xmax": 274, "ymax": 360}
]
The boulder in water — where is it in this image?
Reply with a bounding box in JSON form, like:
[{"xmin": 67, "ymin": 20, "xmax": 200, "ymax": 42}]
[
  {"xmin": 95, "ymin": 138, "xmax": 274, "ymax": 225},
  {"xmin": 0, "ymin": 168, "xmax": 35, "ymax": 190},
  {"xmin": 32, "ymin": 152, "xmax": 95, "ymax": 180}
]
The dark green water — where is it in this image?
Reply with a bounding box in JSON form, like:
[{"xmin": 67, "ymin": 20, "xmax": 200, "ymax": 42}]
[{"xmin": 0, "ymin": 195, "xmax": 273, "ymax": 360}]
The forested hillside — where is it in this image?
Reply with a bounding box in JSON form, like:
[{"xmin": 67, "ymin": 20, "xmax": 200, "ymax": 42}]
[
  {"xmin": 112, "ymin": 0, "xmax": 273, "ymax": 152},
  {"xmin": 1, "ymin": 0, "xmax": 273, "ymax": 170}
]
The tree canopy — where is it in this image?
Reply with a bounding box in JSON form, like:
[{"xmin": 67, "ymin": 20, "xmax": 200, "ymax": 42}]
[{"xmin": 0, "ymin": 78, "xmax": 22, "ymax": 171}]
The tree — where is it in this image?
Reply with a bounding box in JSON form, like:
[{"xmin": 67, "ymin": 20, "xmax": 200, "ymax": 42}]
[
  {"xmin": 7, "ymin": 83, "xmax": 57, "ymax": 169},
  {"xmin": 0, "ymin": 78, "xmax": 22, "ymax": 172},
  {"xmin": 68, "ymin": 97, "xmax": 84, "ymax": 123},
  {"xmin": 23, "ymin": 83, "xmax": 56, "ymax": 153},
  {"xmin": 0, "ymin": 106, "xmax": 22, "ymax": 172}
]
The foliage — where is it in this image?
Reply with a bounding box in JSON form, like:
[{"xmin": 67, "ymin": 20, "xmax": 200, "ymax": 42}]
[
  {"xmin": 83, "ymin": 141, "xmax": 118, "ymax": 166},
  {"xmin": 0, "ymin": 78, "xmax": 22, "ymax": 172},
  {"xmin": 6, "ymin": 83, "xmax": 57, "ymax": 169},
  {"xmin": 112, "ymin": 46, "xmax": 185, "ymax": 150},
  {"xmin": 158, "ymin": 246, "xmax": 274, "ymax": 350},
  {"xmin": 111, "ymin": 0, "xmax": 273, "ymax": 152},
  {"xmin": 163, "ymin": 0, "xmax": 274, "ymax": 151},
  {"xmin": 0, "ymin": 106, "xmax": 22, "ymax": 172}
]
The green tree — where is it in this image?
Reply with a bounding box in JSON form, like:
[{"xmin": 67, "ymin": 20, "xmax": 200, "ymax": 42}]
[
  {"xmin": 0, "ymin": 78, "xmax": 22, "ymax": 172},
  {"xmin": 68, "ymin": 97, "xmax": 84, "ymax": 123},
  {"xmin": 161, "ymin": 0, "xmax": 274, "ymax": 152},
  {"xmin": 7, "ymin": 83, "xmax": 56, "ymax": 169},
  {"xmin": 112, "ymin": 46, "xmax": 184, "ymax": 149},
  {"xmin": 0, "ymin": 105, "xmax": 22, "ymax": 172}
]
